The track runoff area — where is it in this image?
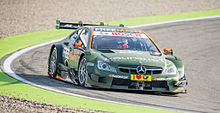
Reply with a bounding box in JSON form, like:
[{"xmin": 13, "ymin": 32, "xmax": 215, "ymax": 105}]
[{"xmin": 2, "ymin": 15, "xmax": 220, "ymax": 112}]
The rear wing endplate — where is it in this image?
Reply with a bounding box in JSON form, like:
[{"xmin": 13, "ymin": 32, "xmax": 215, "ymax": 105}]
[{"xmin": 56, "ymin": 20, "xmax": 124, "ymax": 30}]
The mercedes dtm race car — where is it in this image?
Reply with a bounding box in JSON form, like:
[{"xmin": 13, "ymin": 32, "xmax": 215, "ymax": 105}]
[{"xmin": 48, "ymin": 20, "xmax": 187, "ymax": 93}]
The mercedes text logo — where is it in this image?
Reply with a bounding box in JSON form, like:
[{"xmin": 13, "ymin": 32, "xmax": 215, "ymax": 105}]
[{"xmin": 136, "ymin": 66, "xmax": 146, "ymax": 75}]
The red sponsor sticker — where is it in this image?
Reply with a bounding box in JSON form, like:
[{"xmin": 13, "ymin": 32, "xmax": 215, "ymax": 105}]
[{"xmin": 112, "ymin": 32, "xmax": 142, "ymax": 37}]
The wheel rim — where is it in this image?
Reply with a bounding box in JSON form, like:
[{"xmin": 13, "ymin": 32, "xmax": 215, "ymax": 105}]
[
  {"xmin": 78, "ymin": 58, "xmax": 87, "ymax": 85},
  {"xmin": 49, "ymin": 48, "xmax": 57, "ymax": 75}
]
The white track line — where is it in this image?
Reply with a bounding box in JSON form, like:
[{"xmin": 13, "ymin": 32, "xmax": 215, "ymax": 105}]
[
  {"xmin": 2, "ymin": 15, "xmax": 220, "ymax": 113},
  {"xmin": 129, "ymin": 15, "xmax": 220, "ymax": 28}
]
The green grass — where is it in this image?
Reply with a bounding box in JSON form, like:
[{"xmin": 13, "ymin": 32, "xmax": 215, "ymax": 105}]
[
  {"xmin": 106, "ymin": 9, "xmax": 220, "ymax": 26},
  {"xmin": 0, "ymin": 72, "xmax": 172, "ymax": 113},
  {"xmin": 1, "ymin": 9, "xmax": 220, "ymax": 113},
  {"xmin": 0, "ymin": 29, "xmax": 72, "ymax": 58}
]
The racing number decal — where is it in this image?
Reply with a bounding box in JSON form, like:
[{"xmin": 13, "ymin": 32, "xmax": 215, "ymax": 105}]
[{"xmin": 130, "ymin": 74, "xmax": 151, "ymax": 81}]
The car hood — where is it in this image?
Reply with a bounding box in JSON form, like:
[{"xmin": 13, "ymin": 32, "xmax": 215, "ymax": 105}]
[{"xmin": 95, "ymin": 49, "xmax": 170, "ymax": 68}]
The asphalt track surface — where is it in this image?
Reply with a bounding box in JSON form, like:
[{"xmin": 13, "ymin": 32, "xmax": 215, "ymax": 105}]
[{"xmin": 10, "ymin": 18, "xmax": 220, "ymax": 113}]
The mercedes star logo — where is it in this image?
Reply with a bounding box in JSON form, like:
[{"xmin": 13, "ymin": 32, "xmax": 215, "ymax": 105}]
[{"xmin": 136, "ymin": 66, "xmax": 146, "ymax": 75}]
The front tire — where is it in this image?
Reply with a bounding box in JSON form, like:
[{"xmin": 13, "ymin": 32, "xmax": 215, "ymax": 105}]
[
  {"xmin": 48, "ymin": 45, "xmax": 62, "ymax": 78},
  {"xmin": 48, "ymin": 47, "xmax": 58, "ymax": 78},
  {"xmin": 78, "ymin": 56, "xmax": 87, "ymax": 86}
]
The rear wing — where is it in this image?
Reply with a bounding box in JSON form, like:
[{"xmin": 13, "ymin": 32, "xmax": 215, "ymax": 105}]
[{"xmin": 56, "ymin": 20, "xmax": 124, "ymax": 30}]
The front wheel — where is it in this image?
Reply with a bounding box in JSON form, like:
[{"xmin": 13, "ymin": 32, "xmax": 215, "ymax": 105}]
[
  {"xmin": 48, "ymin": 47, "xmax": 58, "ymax": 78},
  {"xmin": 78, "ymin": 56, "xmax": 87, "ymax": 86}
]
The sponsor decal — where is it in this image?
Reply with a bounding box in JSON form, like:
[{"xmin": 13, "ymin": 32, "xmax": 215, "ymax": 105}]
[
  {"xmin": 94, "ymin": 28, "xmax": 116, "ymax": 32},
  {"xmin": 130, "ymin": 74, "xmax": 151, "ymax": 81},
  {"xmin": 112, "ymin": 32, "xmax": 142, "ymax": 38},
  {"xmin": 116, "ymin": 29, "xmax": 142, "ymax": 33},
  {"xmin": 118, "ymin": 51, "xmax": 144, "ymax": 54},
  {"xmin": 154, "ymin": 78, "xmax": 172, "ymax": 81},
  {"xmin": 109, "ymin": 74, "xmax": 128, "ymax": 79},
  {"xmin": 93, "ymin": 31, "xmax": 148, "ymax": 38},
  {"xmin": 68, "ymin": 51, "xmax": 78, "ymax": 62},
  {"xmin": 94, "ymin": 28, "xmax": 142, "ymax": 33},
  {"xmin": 109, "ymin": 57, "xmax": 167, "ymax": 64}
]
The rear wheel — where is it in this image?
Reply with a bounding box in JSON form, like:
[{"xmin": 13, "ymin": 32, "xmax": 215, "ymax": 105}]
[{"xmin": 78, "ymin": 57, "xmax": 87, "ymax": 86}]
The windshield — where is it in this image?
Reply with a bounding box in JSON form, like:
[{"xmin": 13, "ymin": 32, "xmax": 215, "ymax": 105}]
[{"xmin": 91, "ymin": 31, "xmax": 160, "ymax": 52}]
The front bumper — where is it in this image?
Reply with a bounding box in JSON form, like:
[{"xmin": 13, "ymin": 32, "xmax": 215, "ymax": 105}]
[{"xmin": 85, "ymin": 72, "xmax": 187, "ymax": 93}]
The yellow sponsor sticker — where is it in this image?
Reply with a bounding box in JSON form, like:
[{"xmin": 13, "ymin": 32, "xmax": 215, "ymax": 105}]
[{"xmin": 130, "ymin": 74, "xmax": 151, "ymax": 81}]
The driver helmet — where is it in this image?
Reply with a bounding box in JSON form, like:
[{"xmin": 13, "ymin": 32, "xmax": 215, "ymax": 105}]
[{"xmin": 118, "ymin": 38, "xmax": 128, "ymax": 49}]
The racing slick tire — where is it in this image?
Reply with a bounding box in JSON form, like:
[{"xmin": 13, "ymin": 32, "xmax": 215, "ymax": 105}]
[
  {"xmin": 78, "ymin": 56, "xmax": 87, "ymax": 86},
  {"xmin": 48, "ymin": 45, "xmax": 63, "ymax": 78}
]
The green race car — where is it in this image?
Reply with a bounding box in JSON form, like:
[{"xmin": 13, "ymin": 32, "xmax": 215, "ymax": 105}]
[{"xmin": 48, "ymin": 20, "xmax": 187, "ymax": 94}]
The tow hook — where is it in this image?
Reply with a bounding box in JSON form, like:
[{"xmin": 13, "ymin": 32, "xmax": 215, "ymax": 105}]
[{"xmin": 136, "ymin": 81, "xmax": 144, "ymax": 90}]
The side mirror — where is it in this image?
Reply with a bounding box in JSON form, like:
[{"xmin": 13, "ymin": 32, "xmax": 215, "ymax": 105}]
[
  {"xmin": 163, "ymin": 48, "xmax": 173, "ymax": 55},
  {"xmin": 74, "ymin": 43, "xmax": 82, "ymax": 47}
]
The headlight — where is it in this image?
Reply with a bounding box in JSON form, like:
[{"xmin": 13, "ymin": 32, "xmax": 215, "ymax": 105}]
[
  {"xmin": 97, "ymin": 61, "xmax": 116, "ymax": 73},
  {"xmin": 165, "ymin": 65, "xmax": 177, "ymax": 75}
]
